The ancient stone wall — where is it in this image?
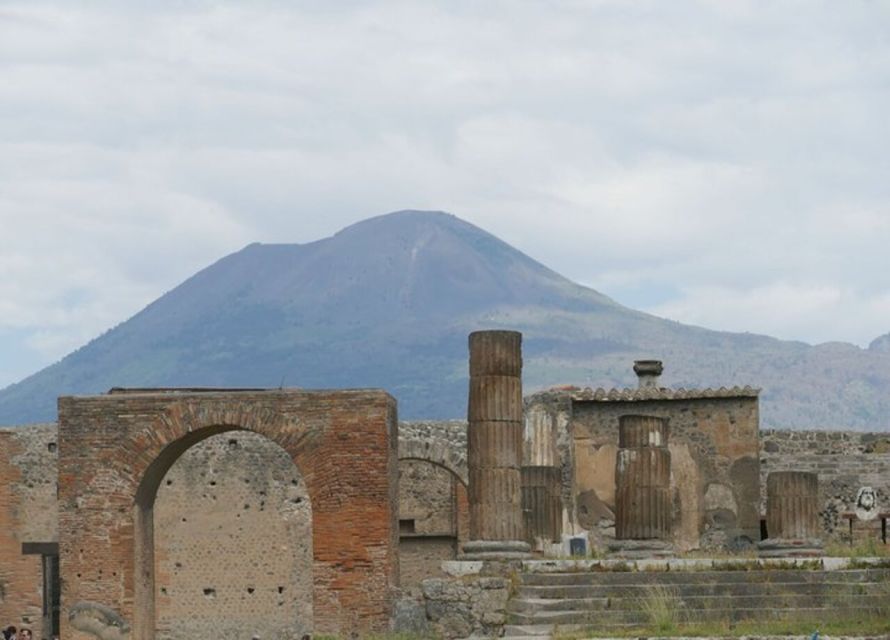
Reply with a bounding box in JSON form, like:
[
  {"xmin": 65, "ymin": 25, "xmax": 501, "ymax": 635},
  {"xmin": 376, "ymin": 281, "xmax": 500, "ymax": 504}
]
[
  {"xmin": 399, "ymin": 420, "xmax": 467, "ymax": 485},
  {"xmin": 421, "ymin": 575, "xmax": 510, "ymax": 639},
  {"xmin": 526, "ymin": 389, "xmax": 761, "ymax": 551},
  {"xmin": 760, "ymin": 430, "xmax": 890, "ymax": 542},
  {"xmin": 0, "ymin": 424, "xmax": 57, "ymax": 640},
  {"xmin": 5, "ymin": 414, "xmax": 890, "ymax": 639}
]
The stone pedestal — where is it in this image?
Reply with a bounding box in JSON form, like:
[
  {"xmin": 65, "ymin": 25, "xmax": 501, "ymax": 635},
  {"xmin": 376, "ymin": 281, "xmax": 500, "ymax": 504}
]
[
  {"xmin": 612, "ymin": 415, "xmax": 673, "ymax": 557},
  {"xmin": 463, "ymin": 330, "xmax": 530, "ymax": 558},
  {"xmin": 758, "ymin": 471, "xmax": 823, "ymax": 557}
]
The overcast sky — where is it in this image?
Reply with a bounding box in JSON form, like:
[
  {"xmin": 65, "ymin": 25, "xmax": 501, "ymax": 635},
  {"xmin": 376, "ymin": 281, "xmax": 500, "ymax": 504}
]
[{"xmin": 1, "ymin": 1, "xmax": 889, "ymax": 388}]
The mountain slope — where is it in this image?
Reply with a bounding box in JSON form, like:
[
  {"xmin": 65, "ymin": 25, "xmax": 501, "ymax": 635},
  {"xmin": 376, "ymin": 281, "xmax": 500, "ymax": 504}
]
[{"xmin": 1, "ymin": 210, "xmax": 889, "ymax": 429}]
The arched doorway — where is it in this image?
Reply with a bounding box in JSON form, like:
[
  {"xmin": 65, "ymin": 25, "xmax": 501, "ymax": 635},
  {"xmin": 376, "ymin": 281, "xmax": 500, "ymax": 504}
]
[
  {"xmin": 153, "ymin": 431, "xmax": 313, "ymax": 639},
  {"xmin": 397, "ymin": 458, "xmax": 468, "ymax": 587},
  {"xmin": 58, "ymin": 389, "xmax": 398, "ymax": 640}
]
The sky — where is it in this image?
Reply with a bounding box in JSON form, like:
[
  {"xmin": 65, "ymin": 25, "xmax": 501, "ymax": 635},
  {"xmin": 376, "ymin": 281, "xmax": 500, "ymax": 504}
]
[{"xmin": 1, "ymin": 1, "xmax": 889, "ymax": 389}]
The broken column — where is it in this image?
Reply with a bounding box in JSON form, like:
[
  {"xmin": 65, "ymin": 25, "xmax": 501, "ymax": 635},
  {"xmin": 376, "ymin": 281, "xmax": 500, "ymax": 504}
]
[
  {"xmin": 463, "ymin": 330, "xmax": 530, "ymax": 558},
  {"xmin": 521, "ymin": 466, "xmax": 562, "ymax": 549},
  {"xmin": 609, "ymin": 414, "xmax": 673, "ymax": 557},
  {"xmin": 758, "ymin": 471, "xmax": 823, "ymax": 557},
  {"xmin": 521, "ymin": 402, "xmax": 563, "ymax": 551}
]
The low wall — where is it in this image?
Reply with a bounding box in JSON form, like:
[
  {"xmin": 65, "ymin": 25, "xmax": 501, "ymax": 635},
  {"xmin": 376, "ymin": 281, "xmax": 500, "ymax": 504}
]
[
  {"xmin": 421, "ymin": 575, "xmax": 510, "ymax": 639},
  {"xmin": 760, "ymin": 430, "xmax": 890, "ymax": 541}
]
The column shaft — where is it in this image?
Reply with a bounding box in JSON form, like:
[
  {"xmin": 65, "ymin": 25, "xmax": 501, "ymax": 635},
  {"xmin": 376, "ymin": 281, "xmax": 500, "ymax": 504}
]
[
  {"xmin": 766, "ymin": 471, "xmax": 820, "ymax": 540},
  {"xmin": 614, "ymin": 415, "xmax": 672, "ymax": 541},
  {"xmin": 467, "ymin": 330, "xmax": 524, "ymax": 543}
]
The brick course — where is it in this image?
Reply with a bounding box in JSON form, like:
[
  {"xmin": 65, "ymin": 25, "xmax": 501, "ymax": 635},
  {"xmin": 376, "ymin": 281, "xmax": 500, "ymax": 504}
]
[{"xmin": 57, "ymin": 389, "xmax": 398, "ymax": 640}]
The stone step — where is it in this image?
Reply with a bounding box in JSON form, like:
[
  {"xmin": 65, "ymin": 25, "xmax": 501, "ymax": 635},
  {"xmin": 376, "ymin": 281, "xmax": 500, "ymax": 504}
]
[
  {"xmin": 508, "ymin": 597, "xmax": 610, "ymax": 613},
  {"xmin": 501, "ymin": 623, "xmax": 558, "ymax": 637},
  {"xmin": 518, "ymin": 568, "xmax": 890, "ymax": 586},
  {"xmin": 506, "ymin": 605, "xmax": 886, "ymax": 627},
  {"xmin": 509, "ymin": 592, "xmax": 887, "ymax": 614},
  {"xmin": 516, "ymin": 580, "xmax": 888, "ymax": 599}
]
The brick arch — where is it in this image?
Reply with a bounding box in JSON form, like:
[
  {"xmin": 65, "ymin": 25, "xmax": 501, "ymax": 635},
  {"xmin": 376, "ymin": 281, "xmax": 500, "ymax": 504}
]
[
  {"xmin": 58, "ymin": 390, "xmax": 398, "ymax": 640},
  {"xmin": 398, "ymin": 421, "xmax": 467, "ymax": 486},
  {"xmin": 399, "ymin": 440, "xmax": 468, "ymax": 486}
]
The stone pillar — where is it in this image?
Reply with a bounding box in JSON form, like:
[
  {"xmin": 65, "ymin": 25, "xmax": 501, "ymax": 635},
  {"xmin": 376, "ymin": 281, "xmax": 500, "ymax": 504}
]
[
  {"xmin": 609, "ymin": 414, "xmax": 673, "ymax": 557},
  {"xmin": 759, "ymin": 471, "xmax": 823, "ymax": 557},
  {"xmin": 521, "ymin": 466, "xmax": 563, "ymax": 548},
  {"xmin": 463, "ymin": 330, "xmax": 530, "ymax": 558}
]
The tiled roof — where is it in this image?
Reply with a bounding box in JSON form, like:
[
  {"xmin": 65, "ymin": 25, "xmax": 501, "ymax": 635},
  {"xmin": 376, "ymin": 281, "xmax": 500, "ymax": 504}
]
[{"xmin": 540, "ymin": 385, "xmax": 760, "ymax": 402}]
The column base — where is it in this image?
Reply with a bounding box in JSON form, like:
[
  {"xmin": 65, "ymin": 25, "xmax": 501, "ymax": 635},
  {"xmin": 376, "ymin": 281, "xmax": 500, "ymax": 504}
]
[
  {"xmin": 757, "ymin": 538, "xmax": 824, "ymax": 558},
  {"xmin": 461, "ymin": 540, "xmax": 532, "ymax": 560},
  {"xmin": 607, "ymin": 539, "xmax": 674, "ymax": 559}
]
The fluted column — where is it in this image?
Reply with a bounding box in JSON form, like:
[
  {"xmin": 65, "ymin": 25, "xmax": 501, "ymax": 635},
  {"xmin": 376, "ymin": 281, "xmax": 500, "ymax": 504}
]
[
  {"xmin": 759, "ymin": 471, "xmax": 822, "ymax": 556},
  {"xmin": 521, "ymin": 404, "xmax": 563, "ymax": 550},
  {"xmin": 463, "ymin": 330, "xmax": 530, "ymax": 558},
  {"xmin": 521, "ymin": 465, "xmax": 563, "ymax": 547},
  {"xmin": 614, "ymin": 415, "xmax": 672, "ymax": 541}
]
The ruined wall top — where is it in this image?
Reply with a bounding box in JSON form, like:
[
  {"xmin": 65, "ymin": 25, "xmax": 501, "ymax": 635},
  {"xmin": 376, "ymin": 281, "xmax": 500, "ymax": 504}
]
[{"xmin": 527, "ymin": 384, "xmax": 760, "ymax": 404}]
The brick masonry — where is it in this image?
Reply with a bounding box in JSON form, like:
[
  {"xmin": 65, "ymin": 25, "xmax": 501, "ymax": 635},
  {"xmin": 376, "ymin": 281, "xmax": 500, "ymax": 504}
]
[
  {"xmin": 0, "ymin": 424, "xmax": 57, "ymax": 640},
  {"xmin": 56, "ymin": 389, "xmax": 398, "ymax": 640},
  {"xmin": 153, "ymin": 431, "xmax": 313, "ymax": 640}
]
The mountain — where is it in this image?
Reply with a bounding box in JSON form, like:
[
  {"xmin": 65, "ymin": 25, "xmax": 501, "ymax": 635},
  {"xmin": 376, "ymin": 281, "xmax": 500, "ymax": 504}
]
[{"xmin": 1, "ymin": 210, "xmax": 889, "ymax": 429}]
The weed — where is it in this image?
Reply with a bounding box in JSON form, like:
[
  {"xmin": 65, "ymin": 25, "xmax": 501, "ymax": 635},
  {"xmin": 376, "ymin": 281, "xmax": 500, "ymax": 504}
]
[
  {"xmin": 824, "ymin": 538, "xmax": 890, "ymax": 559},
  {"xmin": 638, "ymin": 584, "xmax": 679, "ymax": 634}
]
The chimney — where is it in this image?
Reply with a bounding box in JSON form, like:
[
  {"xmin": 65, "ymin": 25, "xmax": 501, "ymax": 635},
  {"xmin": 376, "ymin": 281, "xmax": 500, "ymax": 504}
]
[{"xmin": 633, "ymin": 360, "xmax": 663, "ymax": 389}]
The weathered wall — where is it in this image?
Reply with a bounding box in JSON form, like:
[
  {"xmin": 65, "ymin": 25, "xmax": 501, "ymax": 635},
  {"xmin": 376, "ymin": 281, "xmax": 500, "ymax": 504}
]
[
  {"xmin": 5, "ymin": 412, "xmax": 890, "ymax": 640},
  {"xmin": 57, "ymin": 389, "xmax": 398, "ymax": 640},
  {"xmin": 0, "ymin": 424, "xmax": 57, "ymax": 640},
  {"xmin": 398, "ymin": 458, "xmax": 469, "ymax": 587},
  {"xmin": 154, "ymin": 431, "xmax": 312, "ymax": 640},
  {"xmin": 1, "ymin": 419, "xmax": 470, "ymax": 637},
  {"xmin": 526, "ymin": 389, "xmax": 762, "ymax": 551},
  {"xmin": 421, "ymin": 575, "xmax": 510, "ymax": 639},
  {"xmin": 399, "ymin": 420, "xmax": 467, "ymax": 485},
  {"xmin": 399, "ymin": 460, "xmax": 459, "ymax": 536},
  {"xmin": 760, "ymin": 430, "xmax": 890, "ymax": 542}
]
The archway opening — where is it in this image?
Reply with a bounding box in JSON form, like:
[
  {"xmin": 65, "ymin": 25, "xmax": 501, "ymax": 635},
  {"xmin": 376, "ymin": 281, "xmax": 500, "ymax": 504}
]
[
  {"xmin": 397, "ymin": 458, "xmax": 468, "ymax": 587},
  {"xmin": 135, "ymin": 426, "xmax": 312, "ymax": 640}
]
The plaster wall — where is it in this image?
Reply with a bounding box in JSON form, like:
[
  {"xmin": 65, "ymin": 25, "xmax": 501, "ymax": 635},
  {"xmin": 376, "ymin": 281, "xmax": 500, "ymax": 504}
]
[{"xmin": 525, "ymin": 393, "xmax": 761, "ymax": 551}]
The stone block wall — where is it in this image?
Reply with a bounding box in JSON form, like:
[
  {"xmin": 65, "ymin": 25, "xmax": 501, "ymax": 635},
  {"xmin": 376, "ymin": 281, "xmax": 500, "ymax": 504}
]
[
  {"xmin": 0, "ymin": 424, "xmax": 57, "ymax": 640},
  {"xmin": 421, "ymin": 575, "xmax": 510, "ymax": 639},
  {"xmin": 760, "ymin": 430, "xmax": 890, "ymax": 542}
]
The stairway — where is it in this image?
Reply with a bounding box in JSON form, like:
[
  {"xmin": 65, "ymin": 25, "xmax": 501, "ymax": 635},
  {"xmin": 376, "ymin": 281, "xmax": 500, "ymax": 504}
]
[{"xmin": 503, "ymin": 567, "xmax": 890, "ymax": 639}]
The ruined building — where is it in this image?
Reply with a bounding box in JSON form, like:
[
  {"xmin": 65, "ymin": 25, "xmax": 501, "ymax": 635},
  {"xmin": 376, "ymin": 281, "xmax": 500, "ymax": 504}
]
[{"xmin": 1, "ymin": 333, "xmax": 889, "ymax": 639}]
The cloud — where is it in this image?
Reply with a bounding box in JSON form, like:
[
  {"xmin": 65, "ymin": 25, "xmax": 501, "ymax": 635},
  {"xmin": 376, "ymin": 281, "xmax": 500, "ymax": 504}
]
[
  {"xmin": 1, "ymin": 0, "xmax": 889, "ymax": 385},
  {"xmin": 649, "ymin": 283, "xmax": 890, "ymax": 347}
]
